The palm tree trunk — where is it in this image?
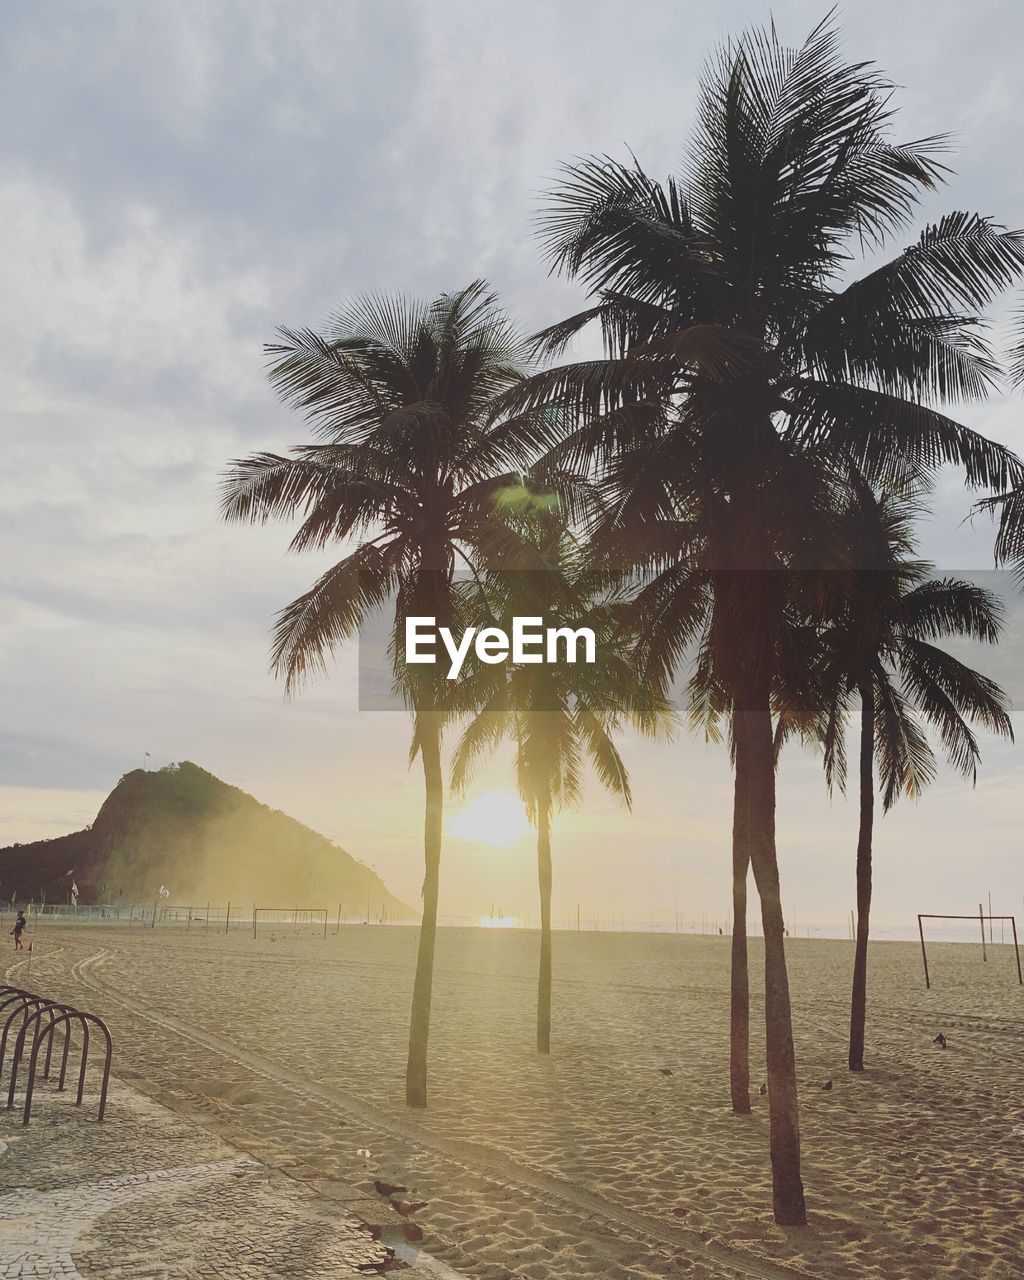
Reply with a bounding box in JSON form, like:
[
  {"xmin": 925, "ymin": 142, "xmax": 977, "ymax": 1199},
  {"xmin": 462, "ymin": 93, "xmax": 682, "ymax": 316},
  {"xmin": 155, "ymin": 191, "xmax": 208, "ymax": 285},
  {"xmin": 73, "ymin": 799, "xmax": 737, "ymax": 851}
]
[
  {"xmin": 537, "ymin": 797, "xmax": 553, "ymax": 1054},
  {"xmin": 406, "ymin": 710, "xmax": 443, "ymax": 1108},
  {"xmin": 736, "ymin": 682, "xmax": 806, "ymax": 1226},
  {"xmin": 730, "ymin": 728, "xmax": 751, "ymax": 1113},
  {"xmin": 848, "ymin": 682, "xmax": 874, "ymax": 1073}
]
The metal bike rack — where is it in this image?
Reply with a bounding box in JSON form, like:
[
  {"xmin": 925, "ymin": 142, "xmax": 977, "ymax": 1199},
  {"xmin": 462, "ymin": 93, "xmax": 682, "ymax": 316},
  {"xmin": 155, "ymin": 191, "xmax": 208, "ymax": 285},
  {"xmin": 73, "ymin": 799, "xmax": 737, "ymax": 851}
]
[
  {"xmin": 0, "ymin": 986, "xmax": 113, "ymax": 1125},
  {"xmin": 0, "ymin": 993, "xmax": 54, "ymax": 1078},
  {"xmin": 26, "ymin": 1010, "xmax": 112, "ymax": 1124},
  {"xmin": 7, "ymin": 1001, "xmax": 74, "ymax": 1109}
]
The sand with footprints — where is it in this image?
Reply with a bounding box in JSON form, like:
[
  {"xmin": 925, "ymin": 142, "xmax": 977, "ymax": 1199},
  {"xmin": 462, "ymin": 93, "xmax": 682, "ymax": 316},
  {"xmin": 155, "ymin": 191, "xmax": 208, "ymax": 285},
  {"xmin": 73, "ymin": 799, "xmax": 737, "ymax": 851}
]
[{"xmin": 7, "ymin": 921, "xmax": 1023, "ymax": 1280}]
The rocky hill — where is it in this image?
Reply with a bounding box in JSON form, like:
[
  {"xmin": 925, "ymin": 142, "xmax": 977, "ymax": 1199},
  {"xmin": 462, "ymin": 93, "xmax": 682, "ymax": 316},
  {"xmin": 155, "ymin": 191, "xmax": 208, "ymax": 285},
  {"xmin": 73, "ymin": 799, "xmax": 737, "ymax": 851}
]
[{"xmin": 0, "ymin": 761, "xmax": 414, "ymax": 918}]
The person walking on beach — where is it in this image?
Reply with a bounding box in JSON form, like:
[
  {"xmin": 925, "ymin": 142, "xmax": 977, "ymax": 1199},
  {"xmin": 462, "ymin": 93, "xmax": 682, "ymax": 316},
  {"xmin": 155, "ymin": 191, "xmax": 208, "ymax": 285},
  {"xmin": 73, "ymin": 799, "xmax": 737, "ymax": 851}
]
[{"xmin": 10, "ymin": 910, "xmax": 27, "ymax": 950}]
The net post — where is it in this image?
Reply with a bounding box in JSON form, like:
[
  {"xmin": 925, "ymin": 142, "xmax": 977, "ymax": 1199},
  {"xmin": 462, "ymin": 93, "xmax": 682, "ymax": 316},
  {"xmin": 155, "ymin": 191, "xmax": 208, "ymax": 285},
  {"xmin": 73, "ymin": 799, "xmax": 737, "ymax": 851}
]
[
  {"xmin": 918, "ymin": 914, "xmax": 930, "ymax": 990},
  {"xmin": 252, "ymin": 905, "xmax": 257, "ymax": 941},
  {"xmin": 979, "ymin": 903, "xmax": 987, "ymax": 961},
  {"xmin": 1012, "ymin": 916, "xmax": 1023, "ymax": 986}
]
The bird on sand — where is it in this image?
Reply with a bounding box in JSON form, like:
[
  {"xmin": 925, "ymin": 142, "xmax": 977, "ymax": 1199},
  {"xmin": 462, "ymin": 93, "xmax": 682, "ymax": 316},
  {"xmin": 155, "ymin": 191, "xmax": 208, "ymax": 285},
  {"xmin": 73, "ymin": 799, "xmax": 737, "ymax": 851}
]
[
  {"xmin": 822, "ymin": 1079, "xmax": 833, "ymax": 1091},
  {"xmin": 933, "ymin": 1033, "xmax": 948, "ymax": 1049},
  {"xmin": 758, "ymin": 1083, "xmax": 767, "ymax": 1096},
  {"xmin": 373, "ymin": 1180, "xmax": 408, "ymax": 1198},
  {"xmin": 391, "ymin": 1198, "xmax": 429, "ymax": 1217}
]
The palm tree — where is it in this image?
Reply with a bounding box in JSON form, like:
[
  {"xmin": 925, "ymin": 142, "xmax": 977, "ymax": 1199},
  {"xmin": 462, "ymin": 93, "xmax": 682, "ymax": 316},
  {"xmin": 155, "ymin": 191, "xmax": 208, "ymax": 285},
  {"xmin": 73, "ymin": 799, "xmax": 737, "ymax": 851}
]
[
  {"xmin": 496, "ymin": 18, "xmax": 1024, "ymax": 1223},
  {"xmin": 817, "ymin": 487, "xmax": 1012, "ymax": 1072},
  {"xmin": 684, "ymin": 594, "xmax": 831, "ymax": 1119},
  {"xmin": 221, "ymin": 282, "xmax": 551, "ymax": 1108},
  {"xmin": 450, "ymin": 499, "xmax": 669, "ymax": 1052}
]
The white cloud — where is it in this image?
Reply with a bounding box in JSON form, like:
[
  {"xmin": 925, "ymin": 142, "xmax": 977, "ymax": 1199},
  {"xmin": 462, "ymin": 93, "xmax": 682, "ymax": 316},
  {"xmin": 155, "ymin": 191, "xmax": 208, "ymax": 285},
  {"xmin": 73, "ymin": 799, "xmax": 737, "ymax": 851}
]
[{"xmin": 2, "ymin": 0, "xmax": 1024, "ymax": 924}]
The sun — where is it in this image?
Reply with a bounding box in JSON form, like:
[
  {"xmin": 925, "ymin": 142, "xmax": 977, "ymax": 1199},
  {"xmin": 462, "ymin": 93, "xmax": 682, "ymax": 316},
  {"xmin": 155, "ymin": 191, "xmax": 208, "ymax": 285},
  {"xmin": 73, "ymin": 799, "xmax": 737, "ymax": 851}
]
[
  {"xmin": 448, "ymin": 789, "xmax": 532, "ymax": 847},
  {"xmin": 479, "ymin": 913, "xmax": 518, "ymax": 928}
]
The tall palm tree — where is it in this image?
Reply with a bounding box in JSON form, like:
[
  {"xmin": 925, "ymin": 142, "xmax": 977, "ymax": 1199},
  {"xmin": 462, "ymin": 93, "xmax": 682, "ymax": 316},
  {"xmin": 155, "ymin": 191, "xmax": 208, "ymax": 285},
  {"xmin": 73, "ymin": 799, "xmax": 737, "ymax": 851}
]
[
  {"xmin": 684, "ymin": 593, "xmax": 832, "ymax": 1118},
  {"xmin": 496, "ymin": 19, "xmax": 1024, "ymax": 1223},
  {"xmin": 450, "ymin": 499, "xmax": 669, "ymax": 1052},
  {"xmin": 221, "ymin": 282, "xmax": 551, "ymax": 1108},
  {"xmin": 817, "ymin": 487, "xmax": 1013, "ymax": 1072}
]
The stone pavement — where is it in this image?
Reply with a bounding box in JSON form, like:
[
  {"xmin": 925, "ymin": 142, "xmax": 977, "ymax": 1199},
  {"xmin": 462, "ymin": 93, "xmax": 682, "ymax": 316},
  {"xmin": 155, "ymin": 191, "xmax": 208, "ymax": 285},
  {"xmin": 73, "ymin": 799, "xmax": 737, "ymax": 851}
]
[{"xmin": 0, "ymin": 1078, "xmax": 396, "ymax": 1278}]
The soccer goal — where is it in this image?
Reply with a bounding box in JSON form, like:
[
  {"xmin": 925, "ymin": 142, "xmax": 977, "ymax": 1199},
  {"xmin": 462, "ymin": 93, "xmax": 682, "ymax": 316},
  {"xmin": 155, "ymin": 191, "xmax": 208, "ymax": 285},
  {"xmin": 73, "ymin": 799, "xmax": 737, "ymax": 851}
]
[
  {"xmin": 252, "ymin": 907, "xmax": 328, "ymax": 940},
  {"xmin": 917, "ymin": 909, "xmax": 1022, "ymax": 989}
]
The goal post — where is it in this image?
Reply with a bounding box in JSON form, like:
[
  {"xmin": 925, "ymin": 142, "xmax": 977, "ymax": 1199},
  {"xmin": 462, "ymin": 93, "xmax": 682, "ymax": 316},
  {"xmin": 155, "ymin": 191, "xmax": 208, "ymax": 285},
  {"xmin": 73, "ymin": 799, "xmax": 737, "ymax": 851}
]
[
  {"xmin": 917, "ymin": 912, "xmax": 1022, "ymax": 989},
  {"xmin": 252, "ymin": 907, "xmax": 328, "ymax": 940}
]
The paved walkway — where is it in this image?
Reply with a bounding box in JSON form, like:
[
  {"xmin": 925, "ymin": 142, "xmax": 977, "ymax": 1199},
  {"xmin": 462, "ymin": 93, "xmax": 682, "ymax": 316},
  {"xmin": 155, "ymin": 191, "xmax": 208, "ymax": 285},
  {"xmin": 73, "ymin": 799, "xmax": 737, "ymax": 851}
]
[{"xmin": 0, "ymin": 1078, "xmax": 395, "ymax": 1278}]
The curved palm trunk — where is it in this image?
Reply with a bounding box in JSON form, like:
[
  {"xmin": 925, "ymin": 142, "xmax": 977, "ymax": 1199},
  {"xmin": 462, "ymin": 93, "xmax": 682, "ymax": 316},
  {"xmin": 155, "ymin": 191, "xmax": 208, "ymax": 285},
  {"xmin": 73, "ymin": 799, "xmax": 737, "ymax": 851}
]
[
  {"xmin": 730, "ymin": 733, "xmax": 751, "ymax": 1113},
  {"xmin": 537, "ymin": 797, "xmax": 553, "ymax": 1054},
  {"xmin": 848, "ymin": 682, "xmax": 874, "ymax": 1072},
  {"xmin": 736, "ymin": 683, "xmax": 806, "ymax": 1226},
  {"xmin": 406, "ymin": 710, "xmax": 444, "ymax": 1108}
]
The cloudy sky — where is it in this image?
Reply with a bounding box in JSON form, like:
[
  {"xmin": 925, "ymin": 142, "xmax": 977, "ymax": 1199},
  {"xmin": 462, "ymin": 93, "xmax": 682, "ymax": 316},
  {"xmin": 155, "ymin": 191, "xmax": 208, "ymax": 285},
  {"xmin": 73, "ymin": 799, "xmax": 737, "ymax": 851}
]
[{"xmin": 2, "ymin": 0, "xmax": 1023, "ymax": 934}]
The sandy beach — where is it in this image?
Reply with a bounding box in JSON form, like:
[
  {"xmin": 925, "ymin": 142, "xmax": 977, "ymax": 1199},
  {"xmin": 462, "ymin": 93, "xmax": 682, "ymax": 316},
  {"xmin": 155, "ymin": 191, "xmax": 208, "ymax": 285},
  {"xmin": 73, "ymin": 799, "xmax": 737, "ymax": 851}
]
[{"xmin": 5, "ymin": 921, "xmax": 1021, "ymax": 1279}]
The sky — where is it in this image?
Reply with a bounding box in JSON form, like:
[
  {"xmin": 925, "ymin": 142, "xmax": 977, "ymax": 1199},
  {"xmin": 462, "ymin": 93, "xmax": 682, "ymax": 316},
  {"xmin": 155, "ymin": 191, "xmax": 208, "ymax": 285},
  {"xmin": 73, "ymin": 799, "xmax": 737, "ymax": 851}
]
[{"xmin": 2, "ymin": 0, "xmax": 1024, "ymax": 935}]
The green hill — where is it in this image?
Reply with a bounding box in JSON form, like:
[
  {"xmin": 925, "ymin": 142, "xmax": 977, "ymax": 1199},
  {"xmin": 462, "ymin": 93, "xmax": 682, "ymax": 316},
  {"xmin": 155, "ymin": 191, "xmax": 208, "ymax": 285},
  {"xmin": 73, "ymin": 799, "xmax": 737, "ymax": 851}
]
[{"xmin": 0, "ymin": 761, "xmax": 415, "ymax": 918}]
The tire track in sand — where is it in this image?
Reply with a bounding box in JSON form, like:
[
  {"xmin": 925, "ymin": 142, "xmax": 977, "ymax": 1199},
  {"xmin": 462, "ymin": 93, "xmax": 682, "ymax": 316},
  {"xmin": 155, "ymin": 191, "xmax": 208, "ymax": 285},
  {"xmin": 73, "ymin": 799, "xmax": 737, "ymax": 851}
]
[{"xmin": 73, "ymin": 946, "xmax": 819, "ymax": 1280}]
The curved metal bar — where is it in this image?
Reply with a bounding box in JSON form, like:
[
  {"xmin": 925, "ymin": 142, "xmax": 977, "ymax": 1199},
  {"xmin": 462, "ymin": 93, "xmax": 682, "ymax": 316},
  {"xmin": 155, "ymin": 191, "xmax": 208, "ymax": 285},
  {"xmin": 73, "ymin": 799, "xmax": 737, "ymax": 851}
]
[
  {"xmin": 82, "ymin": 1012, "xmax": 112, "ymax": 1121},
  {"xmin": 44, "ymin": 1017, "xmax": 57, "ymax": 1079},
  {"xmin": 25, "ymin": 1009, "xmax": 109, "ymax": 1125},
  {"xmin": 41, "ymin": 1004, "xmax": 67, "ymax": 1080},
  {"xmin": 58, "ymin": 1014, "xmax": 75, "ymax": 1091},
  {"xmin": 0, "ymin": 995, "xmax": 48, "ymax": 1079},
  {"xmin": 0, "ymin": 992, "xmax": 69, "ymax": 1085},
  {"xmin": 0, "ymin": 989, "xmax": 36, "ymax": 1017},
  {"xmin": 6, "ymin": 1002, "xmax": 73, "ymax": 1109},
  {"xmin": 0, "ymin": 992, "xmax": 32, "ymax": 1028},
  {"xmin": 72, "ymin": 1015, "xmax": 90, "ymax": 1104},
  {"xmin": 29, "ymin": 1007, "xmax": 90, "ymax": 1100},
  {"xmin": 5, "ymin": 1000, "xmax": 63, "ymax": 1101}
]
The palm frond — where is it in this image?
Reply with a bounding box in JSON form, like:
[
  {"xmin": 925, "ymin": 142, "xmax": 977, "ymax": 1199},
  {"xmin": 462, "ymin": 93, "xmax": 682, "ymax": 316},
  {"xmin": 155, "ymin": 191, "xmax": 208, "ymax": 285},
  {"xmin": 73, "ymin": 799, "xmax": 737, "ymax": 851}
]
[
  {"xmin": 898, "ymin": 637, "xmax": 1013, "ymax": 770},
  {"xmin": 872, "ymin": 672, "xmax": 936, "ymax": 809},
  {"xmin": 270, "ymin": 546, "xmax": 396, "ymax": 694},
  {"xmin": 788, "ymin": 380, "xmax": 1024, "ymax": 491},
  {"xmin": 898, "ymin": 578, "xmax": 1004, "ymax": 644}
]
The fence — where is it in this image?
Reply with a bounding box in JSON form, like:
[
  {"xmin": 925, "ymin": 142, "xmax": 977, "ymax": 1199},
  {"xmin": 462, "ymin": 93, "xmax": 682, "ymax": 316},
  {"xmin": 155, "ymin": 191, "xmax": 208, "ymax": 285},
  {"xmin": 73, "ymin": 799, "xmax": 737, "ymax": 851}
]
[
  {"xmin": 4, "ymin": 902, "xmax": 255, "ymax": 931},
  {"xmin": 2, "ymin": 902, "xmax": 375, "ymax": 934}
]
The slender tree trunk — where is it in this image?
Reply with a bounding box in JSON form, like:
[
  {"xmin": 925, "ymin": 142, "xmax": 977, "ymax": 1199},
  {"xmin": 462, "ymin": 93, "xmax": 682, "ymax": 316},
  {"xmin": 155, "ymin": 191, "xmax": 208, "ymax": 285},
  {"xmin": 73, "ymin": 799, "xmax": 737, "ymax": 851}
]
[
  {"xmin": 537, "ymin": 798, "xmax": 553, "ymax": 1054},
  {"xmin": 736, "ymin": 682, "xmax": 807, "ymax": 1226},
  {"xmin": 406, "ymin": 710, "xmax": 443, "ymax": 1108},
  {"xmin": 848, "ymin": 682, "xmax": 874, "ymax": 1073},
  {"xmin": 730, "ymin": 727, "xmax": 751, "ymax": 1113}
]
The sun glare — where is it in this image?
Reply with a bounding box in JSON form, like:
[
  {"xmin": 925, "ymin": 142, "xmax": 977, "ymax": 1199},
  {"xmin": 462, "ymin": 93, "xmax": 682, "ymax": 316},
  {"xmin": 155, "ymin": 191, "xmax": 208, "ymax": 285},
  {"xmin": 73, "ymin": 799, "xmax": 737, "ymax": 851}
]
[{"xmin": 448, "ymin": 789, "xmax": 531, "ymax": 847}]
